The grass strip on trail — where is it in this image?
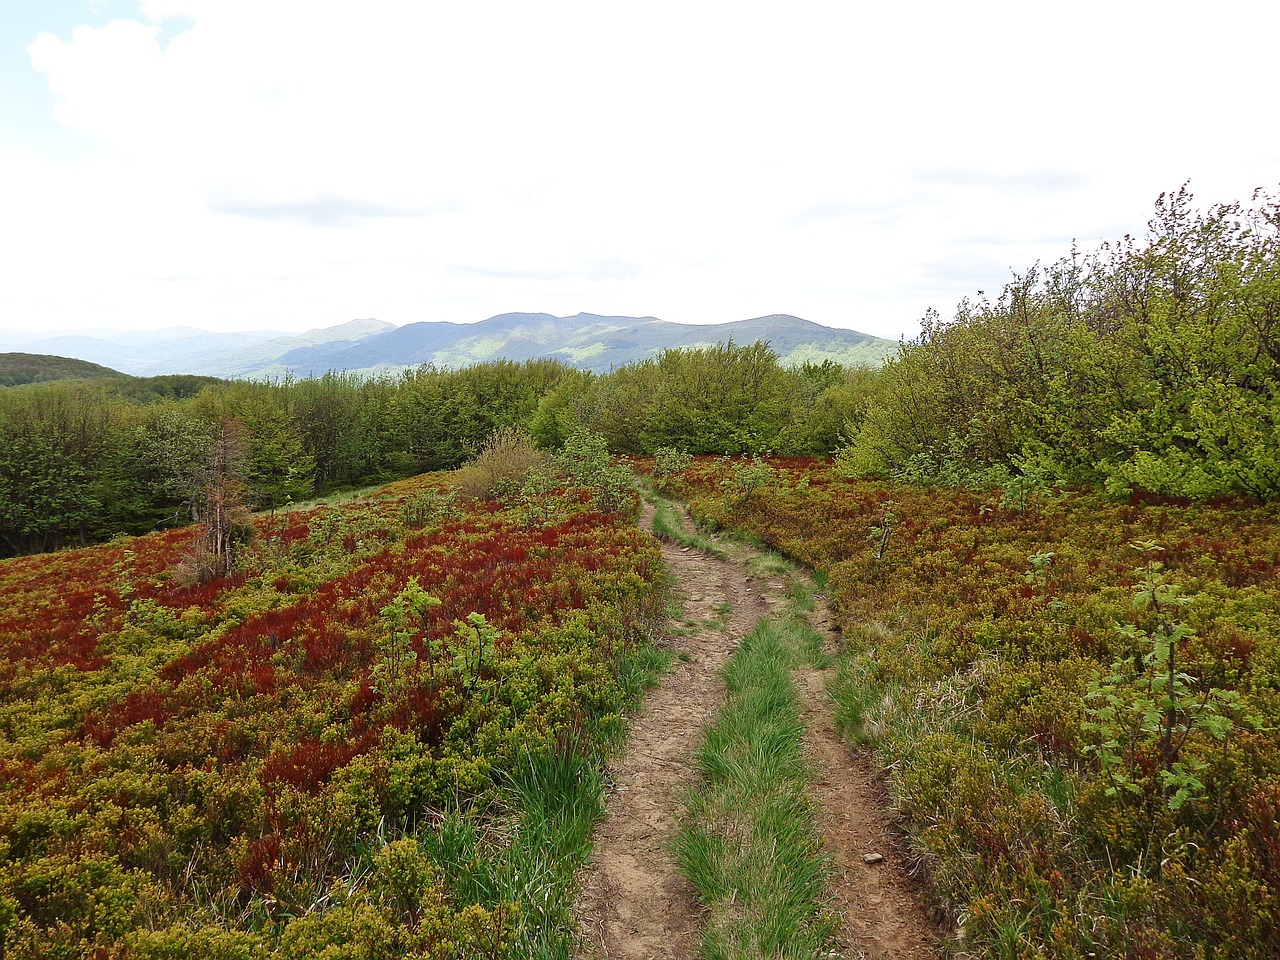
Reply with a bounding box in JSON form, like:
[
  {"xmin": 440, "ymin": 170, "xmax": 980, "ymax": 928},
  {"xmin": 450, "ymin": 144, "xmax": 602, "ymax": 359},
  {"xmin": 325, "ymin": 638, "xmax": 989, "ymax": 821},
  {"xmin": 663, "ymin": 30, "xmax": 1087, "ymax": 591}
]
[
  {"xmin": 643, "ymin": 486, "xmax": 731, "ymax": 559},
  {"xmin": 674, "ymin": 589, "xmax": 837, "ymax": 958}
]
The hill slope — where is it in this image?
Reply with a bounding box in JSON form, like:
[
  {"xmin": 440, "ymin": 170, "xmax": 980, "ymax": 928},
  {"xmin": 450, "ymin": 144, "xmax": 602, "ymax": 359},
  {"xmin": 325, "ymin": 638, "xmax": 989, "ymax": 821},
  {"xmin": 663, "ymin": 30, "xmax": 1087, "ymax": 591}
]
[
  {"xmin": 0, "ymin": 353, "xmax": 127, "ymax": 387},
  {"xmin": 13, "ymin": 319, "xmax": 396, "ymax": 378}
]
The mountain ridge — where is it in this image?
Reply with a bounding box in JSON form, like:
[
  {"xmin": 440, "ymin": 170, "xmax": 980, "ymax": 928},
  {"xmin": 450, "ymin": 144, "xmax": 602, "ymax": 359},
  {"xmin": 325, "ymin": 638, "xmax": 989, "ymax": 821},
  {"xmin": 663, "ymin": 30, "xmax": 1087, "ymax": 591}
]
[{"xmin": 5, "ymin": 313, "xmax": 898, "ymax": 378}]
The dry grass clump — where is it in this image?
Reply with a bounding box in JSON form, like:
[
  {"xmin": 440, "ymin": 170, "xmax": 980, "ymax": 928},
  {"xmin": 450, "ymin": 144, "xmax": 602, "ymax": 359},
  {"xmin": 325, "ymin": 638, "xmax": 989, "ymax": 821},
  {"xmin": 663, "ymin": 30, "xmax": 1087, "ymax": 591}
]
[{"xmin": 453, "ymin": 426, "xmax": 549, "ymax": 501}]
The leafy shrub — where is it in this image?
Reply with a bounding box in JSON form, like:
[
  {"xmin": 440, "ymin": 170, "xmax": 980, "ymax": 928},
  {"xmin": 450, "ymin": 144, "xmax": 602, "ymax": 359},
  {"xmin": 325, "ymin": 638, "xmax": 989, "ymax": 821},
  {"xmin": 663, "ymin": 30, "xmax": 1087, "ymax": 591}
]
[
  {"xmin": 554, "ymin": 428, "xmax": 636, "ymax": 515},
  {"xmin": 398, "ymin": 488, "xmax": 456, "ymax": 529},
  {"xmin": 651, "ymin": 445, "xmax": 693, "ymax": 493},
  {"xmin": 837, "ymin": 187, "xmax": 1280, "ymax": 501},
  {"xmin": 1083, "ymin": 549, "xmax": 1261, "ymax": 814},
  {"xmin": 719, "ymin": 454, "xmax": 779, "ymax": 508}
]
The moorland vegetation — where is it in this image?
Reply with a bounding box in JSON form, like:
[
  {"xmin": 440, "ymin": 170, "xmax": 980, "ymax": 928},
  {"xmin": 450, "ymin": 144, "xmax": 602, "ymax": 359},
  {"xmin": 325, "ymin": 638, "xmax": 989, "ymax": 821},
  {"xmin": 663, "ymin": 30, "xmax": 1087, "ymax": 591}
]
[
  {"xmin": 0, "ymin": 441, "xmax": 666, "ymax": 957},
  {"xmin": 649, "ymin": 185, "xmax": 1280, "ymax": 958},
  {"xmin": 667, "ymin": 456, "xmax": 1279, "ymax": 958}
]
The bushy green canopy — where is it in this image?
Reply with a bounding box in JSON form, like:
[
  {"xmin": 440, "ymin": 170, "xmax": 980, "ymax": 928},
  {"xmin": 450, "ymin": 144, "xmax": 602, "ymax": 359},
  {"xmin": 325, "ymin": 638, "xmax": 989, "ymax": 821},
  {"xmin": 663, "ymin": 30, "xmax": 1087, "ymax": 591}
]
[{"xmin": 843, "ymin": 186, "xmax": 1280, "ymax": 499}]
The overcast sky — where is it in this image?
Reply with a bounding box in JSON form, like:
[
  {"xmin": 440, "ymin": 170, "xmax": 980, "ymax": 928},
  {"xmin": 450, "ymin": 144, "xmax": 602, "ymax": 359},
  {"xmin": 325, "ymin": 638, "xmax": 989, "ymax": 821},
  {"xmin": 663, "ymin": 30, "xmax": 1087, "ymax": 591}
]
[{"xmin": 2, "ymin": 1, "xmax": 1277, "ymax": 343}]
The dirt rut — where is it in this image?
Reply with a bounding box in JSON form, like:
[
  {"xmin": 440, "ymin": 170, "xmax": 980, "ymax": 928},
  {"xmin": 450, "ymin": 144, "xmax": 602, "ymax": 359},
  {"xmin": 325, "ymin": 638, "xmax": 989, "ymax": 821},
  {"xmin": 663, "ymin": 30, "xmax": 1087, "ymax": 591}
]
[{"xmin": 791, "ymin": 644, "xmax": 943, "ymax": 958}]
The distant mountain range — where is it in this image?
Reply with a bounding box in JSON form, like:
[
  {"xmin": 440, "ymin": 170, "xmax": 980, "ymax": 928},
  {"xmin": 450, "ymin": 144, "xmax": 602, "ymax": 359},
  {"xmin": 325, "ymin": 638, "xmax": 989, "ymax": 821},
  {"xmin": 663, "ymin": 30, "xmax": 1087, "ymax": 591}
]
[{"xmin": 1, "ymin": 313, "xmax": 899, "ymax": 378}]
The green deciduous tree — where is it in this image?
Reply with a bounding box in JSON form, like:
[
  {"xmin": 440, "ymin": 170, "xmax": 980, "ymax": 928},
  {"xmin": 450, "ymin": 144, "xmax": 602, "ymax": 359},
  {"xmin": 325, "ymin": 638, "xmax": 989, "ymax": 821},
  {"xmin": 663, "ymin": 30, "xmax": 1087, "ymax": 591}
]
[
  {"xmin": 395, "ymin": 360, "xmax": 573, "ymax": 471},
  {"xmin": 194, "ymin": 383, "xmax": 315, "ymax": 509},
  {"xmin": 0, "ymin": 385, "xmax": 124, "ymax": 552},
  {"xmin": 644, "ymin": 340, "xmax": 790, "ymax": 453}
]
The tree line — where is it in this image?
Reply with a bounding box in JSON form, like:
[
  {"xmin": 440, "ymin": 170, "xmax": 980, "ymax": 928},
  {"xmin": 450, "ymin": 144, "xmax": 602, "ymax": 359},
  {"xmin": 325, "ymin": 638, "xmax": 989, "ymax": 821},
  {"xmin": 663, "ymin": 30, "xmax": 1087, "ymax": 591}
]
[
  {"xmin": 842, "ymin": 185, "xmax": 1280, "ymax": 499},
  {"xmin": 0, "ymin": 351, "xmax": 873, "ymax": 556}
]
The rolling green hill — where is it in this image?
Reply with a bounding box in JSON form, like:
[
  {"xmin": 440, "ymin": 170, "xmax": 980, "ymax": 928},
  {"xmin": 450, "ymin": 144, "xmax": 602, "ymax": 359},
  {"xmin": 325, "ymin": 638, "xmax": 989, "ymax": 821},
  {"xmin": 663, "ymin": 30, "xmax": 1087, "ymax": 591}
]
[{"xmin": 0, "ymin": 352, "xmax": 127, "ymax": 387}]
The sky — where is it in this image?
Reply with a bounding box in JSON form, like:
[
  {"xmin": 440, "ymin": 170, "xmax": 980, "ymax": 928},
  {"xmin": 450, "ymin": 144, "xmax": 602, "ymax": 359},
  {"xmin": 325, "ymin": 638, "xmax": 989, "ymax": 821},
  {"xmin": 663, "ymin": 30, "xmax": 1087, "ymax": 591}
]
[{"xmin": 1, "ymin": 1, "xmax": 1277, "ymax": 344}]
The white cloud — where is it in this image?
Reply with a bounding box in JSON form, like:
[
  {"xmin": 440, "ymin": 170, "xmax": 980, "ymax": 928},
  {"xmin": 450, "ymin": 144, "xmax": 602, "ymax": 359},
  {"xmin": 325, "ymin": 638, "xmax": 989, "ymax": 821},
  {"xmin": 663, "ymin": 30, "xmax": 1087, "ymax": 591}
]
[{"xmin": 3, "ymin": 1, "xmax": 1278, "ymax": 342}]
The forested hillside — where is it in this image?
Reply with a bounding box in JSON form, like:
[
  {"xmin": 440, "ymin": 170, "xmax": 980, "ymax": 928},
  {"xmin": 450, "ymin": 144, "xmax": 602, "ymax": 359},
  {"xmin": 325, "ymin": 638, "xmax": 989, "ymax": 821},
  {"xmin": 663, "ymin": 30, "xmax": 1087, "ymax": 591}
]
[
  {"xmin": 4, "ymin": 187, "xmax": 1278, "ymax": 559},
  {"xmin": 10, "ymin": 314, "xmax": 898, "ymax": 379},
  {"xmin": 0, "ymin": 353, "xmax": 125, "ymax": 387}
]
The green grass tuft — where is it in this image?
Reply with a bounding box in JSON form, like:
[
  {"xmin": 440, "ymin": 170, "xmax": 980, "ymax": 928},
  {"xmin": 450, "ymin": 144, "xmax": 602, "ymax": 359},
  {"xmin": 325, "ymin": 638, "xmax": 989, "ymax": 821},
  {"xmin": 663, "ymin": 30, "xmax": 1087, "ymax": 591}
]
[{"xmin": 423, "ymin": 744, "xmax": 604, "ymax": 959}]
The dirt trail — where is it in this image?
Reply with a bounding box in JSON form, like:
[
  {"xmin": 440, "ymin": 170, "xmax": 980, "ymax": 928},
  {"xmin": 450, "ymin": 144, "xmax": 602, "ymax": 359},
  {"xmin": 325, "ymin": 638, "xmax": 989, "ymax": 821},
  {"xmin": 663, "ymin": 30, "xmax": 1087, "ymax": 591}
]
[
  {"xmin": 791, "ymin": 636, "xmax": 944, "ymax": 959},
  {"xmin": 573, "ymin": 501, "xmax": 942, "ymax": 960}
]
